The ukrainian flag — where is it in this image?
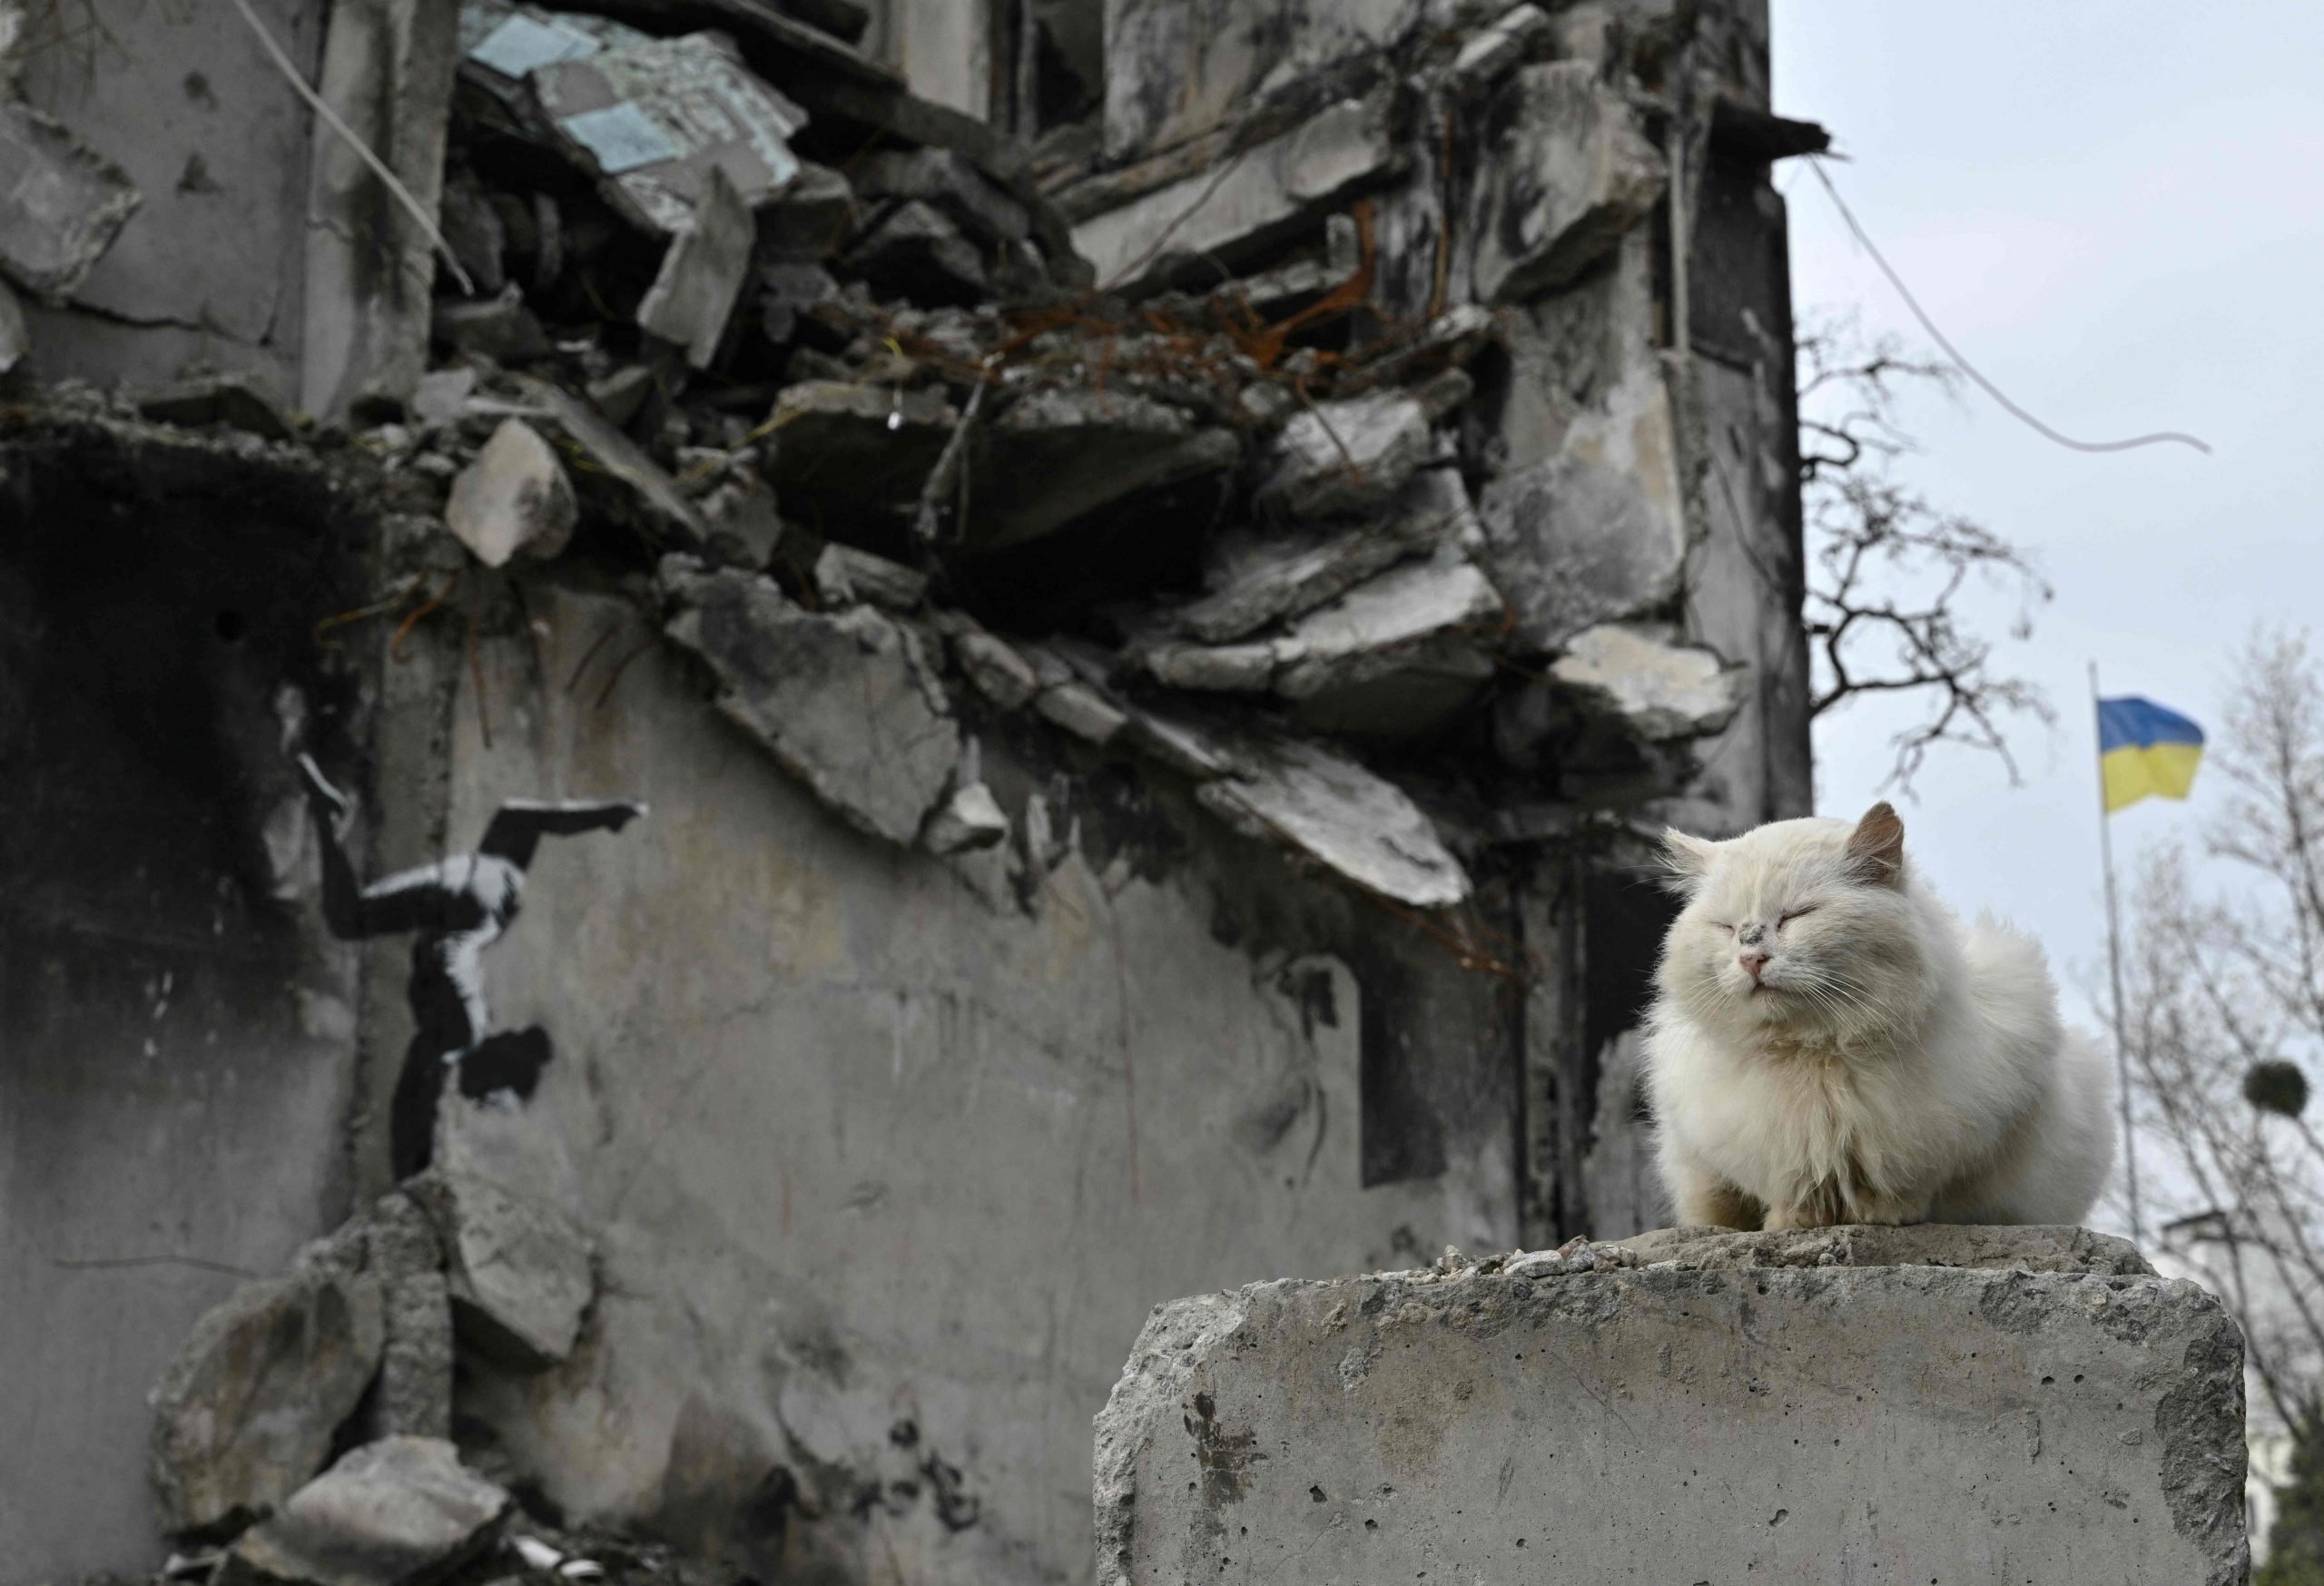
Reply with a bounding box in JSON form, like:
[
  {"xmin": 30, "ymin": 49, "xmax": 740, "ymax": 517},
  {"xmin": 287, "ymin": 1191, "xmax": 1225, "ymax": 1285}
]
[{"xmin": 2098, "ymin": 696, "xmax": 2205, "ymax": 813}]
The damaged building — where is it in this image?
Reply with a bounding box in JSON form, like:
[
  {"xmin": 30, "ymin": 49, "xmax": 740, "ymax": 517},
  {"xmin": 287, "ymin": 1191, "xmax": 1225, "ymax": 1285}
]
[{"xmin": 0, "ymin": 0, "xmax": 1820, "ymax": 1582}]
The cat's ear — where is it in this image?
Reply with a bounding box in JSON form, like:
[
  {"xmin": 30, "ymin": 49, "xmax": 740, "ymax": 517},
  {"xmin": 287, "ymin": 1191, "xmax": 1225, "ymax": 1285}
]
[
  {"xmin": 1659, "ymin": 828, "xmax": 1718, "ymax": 892},
  {"xmin": 1844, "ymin": 802, "xmax": 1906, "ymax": 888}
]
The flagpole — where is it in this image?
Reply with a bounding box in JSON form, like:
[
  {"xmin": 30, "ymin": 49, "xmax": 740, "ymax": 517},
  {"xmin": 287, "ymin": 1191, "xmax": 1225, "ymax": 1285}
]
[{"xmin": 2093, "ymin": 661, "xmax": 2144, "ymax": 1246}]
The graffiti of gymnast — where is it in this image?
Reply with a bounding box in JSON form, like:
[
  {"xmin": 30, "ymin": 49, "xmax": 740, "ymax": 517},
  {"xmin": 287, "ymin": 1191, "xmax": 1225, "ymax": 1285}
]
[{"xmin": 298, "ymin": 754, "xmax": 646, "ymax": 1179}]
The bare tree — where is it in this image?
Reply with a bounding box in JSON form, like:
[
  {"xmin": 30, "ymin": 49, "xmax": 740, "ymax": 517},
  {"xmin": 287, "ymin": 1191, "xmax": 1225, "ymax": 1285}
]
[
  {"xmin": 2120, "ymin": 634, "xmax": 2324, "ymax": 1439},
  {"xmin": 1797, "ymin": 315, "xmax": 2055, "ymax": 788}
]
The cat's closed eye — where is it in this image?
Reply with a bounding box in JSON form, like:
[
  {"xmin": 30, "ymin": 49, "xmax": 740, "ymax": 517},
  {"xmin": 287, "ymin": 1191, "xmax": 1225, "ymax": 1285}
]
[
  {"xmin": 1778, "ymin": 908, "xmax": 1816, "ymax": 926},
  {"xmin": 1708, "ymin": 921, "xmax": 1736, "ymax": 934}
]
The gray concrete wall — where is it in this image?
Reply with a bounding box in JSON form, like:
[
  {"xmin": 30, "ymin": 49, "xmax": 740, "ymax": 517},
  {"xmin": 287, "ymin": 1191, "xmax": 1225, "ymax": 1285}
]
[
  {"xmin": 406, "ymin": 583, "xmax": 1518, "ymax": 1585},
  {"xmin": 15, "ymin": 0, "xmax": 323, "ymax": 401},
  {"xmin": 1097, "ymin": 1226, "xmax": 2250, "ymax": 1586},
  {"xmin": 0, "ymin": 419, "xmax": 374, "ymax": 1585}
]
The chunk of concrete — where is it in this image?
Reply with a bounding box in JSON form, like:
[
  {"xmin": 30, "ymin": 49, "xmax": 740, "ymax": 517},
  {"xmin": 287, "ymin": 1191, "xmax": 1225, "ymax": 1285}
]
[
  {"xmin": 528, "ymin": 31, "xmax": 808, "ymax": 235},
  {"xmin": 813, "ymin": 542, "xmax": 928, "ymax": 611},
  {"xmin": 635, "ymin": 165, "xmax": 753, "ymax": 369},
  {"xmin": 1478, "ymin": 363, "xmax": 1688, "ymax": 650},
  {"xmin": 444, "ymin": 419, "xmax": 579, "ymax": 568},
  {"xmin": 1073, "ymin": 97, "xmax": 1396, "ymax": 289},
  {"xmin": 1452, "ymin": 3, "xmax": 1553, "ymax": 82},
  {"xmin": 757, "ymin": 259, "xmax": 837, "ymax": 342},
  {"xmin": 0, "ymin": 101, "xmax": 141, "ymax": 298},
  {"xmin": 697, "ymin": 475, "xmax": 784, "ymax": 567},
  {"xmin": 221, "ymin": 1437, "xmax": 509, "ymax": 1586},
  {"xmin": 923, "ymin": 781, "xmax": 1009, "ymax": 856},
  {"xmin": 972, "ymin": 388, "xmax": 1239, "ymax": 550},
  {"xmin": 1254, "ymin": 391, "xmax": 1430, "ymax": 520},
  {"xmin": 1468, "ymin": 61, "xmax": 1667, "ymax": 303},
  {"xmin": 1196, "ymin": 736, "xmax": 1469, "ymax": 909},
  {"xmin": 757, "ymin": 163, "xmax": 856, "ymax": 261},
  {"xmin": 1096, "ymin": 1227, "xmax": 2248, "ymax": 1586},
  {"xmin": 134, "ymin": 371, "xmax": 299, "ymax": 442},
  {"xmin": 951, "ymin": 627, "xmax": 1041, "ymax": 710},
  {"xmin": 663, "ymin": 564, "xmax": 962, "ymax": 845},
  {"xmin": 150, "ymin": 1268, "xmax": 387, "ymax": 1540},
  {"xmin": 1035, "ymin": 681, "xmax": 1130, "ymax": 745},
  {"xmin": 1142, "ymin": 640, "xmax": 1279, "ymax": 693},
  {"xmin": 761, "ymin": 380, "xmax": 957, "ymax": 517},
  {"xmin": 359, "ymin": 1195, "xmax": 452, "ymax": 1443},
  {"xmin": 409, "ymin": 1172, "xmax": 592, "ymax": 1372},
  {"xmin": 855, "ymin": 146, "xmax": 1029, "ymax": 244},
  {"xmin": 842, "ymin": 198, "xmax": 989, "ymax": 304},
  {"xmin": 1547, "ymin": 622, "xmax": 1748, "ymax": 741},
  {"xmin": 1614, "ymin": 1222, "xmax": 2154, "ymax": 1276},
  {"xmin": 1273, "ymin": 556, "xmax": 1502, "ymax": 699},
  {"xmin": 513, "ymin": 375, "xmax": 707, "ymax": 547},
  {"xmin": 1174, "ymin": 469, "xmax": 1477, "ymax": 644}
]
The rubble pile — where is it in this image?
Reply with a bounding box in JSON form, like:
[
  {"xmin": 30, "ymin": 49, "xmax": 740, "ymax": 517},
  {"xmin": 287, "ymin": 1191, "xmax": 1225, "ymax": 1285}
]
[
  {"xmin": 145, "ymin": 1172, "xmax": 596, "ymax": 1586},
  {"xmin": 297, "ymin": 0, "xmax": 1758, "ymax": 918}
]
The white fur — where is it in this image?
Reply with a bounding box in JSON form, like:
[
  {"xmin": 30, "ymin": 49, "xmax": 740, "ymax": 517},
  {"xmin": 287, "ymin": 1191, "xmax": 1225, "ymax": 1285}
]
[{"xmin": 1641, "ymin": 809, "xmax": 2114, "ymax": 1229}]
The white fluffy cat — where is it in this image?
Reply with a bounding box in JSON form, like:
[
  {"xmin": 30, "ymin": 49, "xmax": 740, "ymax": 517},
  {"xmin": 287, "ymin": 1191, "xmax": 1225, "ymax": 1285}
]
[{"xmin": 1641, "ymin": 802, "xmax": 2114, "ymax": 1230}]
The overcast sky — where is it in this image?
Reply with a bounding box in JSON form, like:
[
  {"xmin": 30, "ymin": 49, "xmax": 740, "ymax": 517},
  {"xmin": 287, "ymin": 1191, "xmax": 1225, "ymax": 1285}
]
[
  {"xmin": 1768, "ymin": 5, "xmax": 2324, "ymax": 1229},
  {"xmin": 1771, "ymin": 4, "xmax": 2322, "ymax": 1005}
]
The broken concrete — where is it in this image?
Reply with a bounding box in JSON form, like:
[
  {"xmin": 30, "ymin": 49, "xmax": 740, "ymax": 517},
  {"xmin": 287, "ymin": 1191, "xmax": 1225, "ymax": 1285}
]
[
  {"xmin": 663, "ymin": 563, "xmax": 962, "ymax": 845},
  {"xmin": 150, "ymin": 1268, "xmax": 387, "ymax": 1540},
  {"xmin": 1096, "ymin": 1227, "xmax": 2249, "ymax": 1586},
  {"xmin": 814, "ymin": 542, "xmax": 929, "ymax": 611},
  {"xmin": 842, "ymin": 198, "xmax": 989, "ymax": 302},
  {"xmin": 409, "ymin": 1172, "xmax": 593, "ymax": 1373},
  {"xmin": 445, "ymin": 419, "xmax": 580, "ymax": 568},
  {"xmin": 529, "ymin": 31, "xmax": 809, "ymax": 234},
  {"xmin": 857, "ymin": 147, "xmax": 1029, "ymax": 245},
  {"xmin": 222, "ymin": 1437, "xmax": 509, "ymax": 1586},
  {"xmin": 361, "ymin": 1196, "xmax": 454, "ymax": 1443},
  {"xmin": 923, "ymin": 780, "xmax": 1009, "ymax": 856},
  {"xmin": 1254, "ymin": 389, "xmax": 1431, "ymax": 520},
  {"xmin": 0, "ymin": 277, "xmax": 24, "ymax": 373},
  {"xmin": 0, "ymin": 101, "xmax": 141, "ymax": 298},
  {"xmin": 1172, "ymin": 468, "xmax": 1476, "ymax": 643},
  {"xmin": 1479, "ymin": 363, "xmax": 1689, "ymax": 650},
  {"xmin": 1547, "ymin": 622, "xmax": 1748, "ymax": 741},
  {"xmin": 1197, "ymin": 735, "xmax": 1468, "ymax": 908},
  {"xmin": 950, "ymin": 626, "xmax": 1042, "ymax": 710},
  {"xmin": 1468, "ymin": 61, "xmax": 1667, "ymax": 303},
  {"xmin": 1451, "ymin": 2, "xmax": 1552, "ymax": 83},
  {"xmin": 513, "ymin": 376, "xmax": 707, "ymax": 547},
  {"xmin": 135, "ymin": 372, "xmax": 300, "ymax": 443},
  {"xmin": 1273, "ymin": 555, "xmax": 1502, "ymax": 698},
  {"xmin": 636, "ymin": 166, "xmax": 755, "ymax": 369},
  {"xmin": 1072, "ymin": 96, "xmax": 1396, "ymax": 288},
  {"xmin": 973, "ymin": 388, "xmax": 1240, "ymax": 549},
  {"xmin": 760, "ymin": 380, "xmax": 957, "ymax": 517}
]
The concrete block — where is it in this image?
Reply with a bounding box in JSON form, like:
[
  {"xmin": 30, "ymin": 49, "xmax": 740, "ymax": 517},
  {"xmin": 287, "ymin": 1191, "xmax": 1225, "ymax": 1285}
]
[
  {"xmin": 0, "ymin": 101, "xmax": 139, "ymax": 298},
  {"xmin": 662, "ymin": 563, "xmax": 962, "ymax": 845},
  {"xmin": 150, "ymin": 1268, "xmax": 387, "ymax": 1540},
  {"xmin": 221, "ymin": 1436, "xmax": 509, "ymax": 1586},
  {"xmin": 1547, "ymin": 621, "xmax": 1748, "ymax": 741},
  {"xmin": 1254, "ymin": 391, "xmax": 1432, "ymax": 521},
  {"xmin": 1094, "ymin": 1227, "xmax": 2249, "ymax": 1586},
  {"xmin": 636, "ymin": 165, "xmax": 755, "ymax": 369},
  {"xmin": 444, "ymin": 419, "xmax": 579, "ymax": 568},
  {"xmin": 1468, "ymin": 61, "xmax": 1666, "ymax": 304},
  {"xmin": 410, "ymin": 1171, "xmax": 593, "ymax": 1372},
  {"xmin": 1072, "ymin": 97, "xmax": 1396, "ymax": 290}
]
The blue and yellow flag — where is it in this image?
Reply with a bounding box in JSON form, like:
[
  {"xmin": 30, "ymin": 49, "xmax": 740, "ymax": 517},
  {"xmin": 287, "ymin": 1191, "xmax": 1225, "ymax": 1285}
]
[{"xmin": 2098, "ymin": 696, "xmax": 2204, "ymax": 813}]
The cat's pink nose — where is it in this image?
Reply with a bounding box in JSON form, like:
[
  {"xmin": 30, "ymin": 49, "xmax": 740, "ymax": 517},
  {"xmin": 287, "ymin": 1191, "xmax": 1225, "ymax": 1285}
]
[{"xmin": 1738, "ymin": 948, "xmax": 1771, "ymax": 980}]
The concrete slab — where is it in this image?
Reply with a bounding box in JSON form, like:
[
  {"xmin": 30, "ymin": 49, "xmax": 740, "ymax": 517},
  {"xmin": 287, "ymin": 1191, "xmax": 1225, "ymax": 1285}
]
[{"xmin": 1096, "ymin": 1227, "xmax": 2248, "ymax": 1586}]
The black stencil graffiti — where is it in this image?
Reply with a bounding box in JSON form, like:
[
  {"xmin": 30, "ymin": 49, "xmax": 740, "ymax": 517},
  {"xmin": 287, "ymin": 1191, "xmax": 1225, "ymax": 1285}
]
[{"xmin": 298, "ymin": 754, "xmax": 645, "ymax": 1178}]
